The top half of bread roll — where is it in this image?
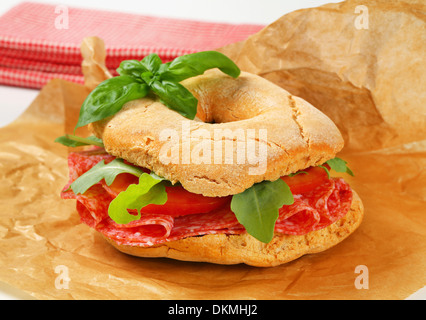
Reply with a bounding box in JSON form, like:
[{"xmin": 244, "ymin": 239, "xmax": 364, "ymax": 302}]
[{"xmin": 89, "ymin": 69, "xmax": 344, "ymax": 197}]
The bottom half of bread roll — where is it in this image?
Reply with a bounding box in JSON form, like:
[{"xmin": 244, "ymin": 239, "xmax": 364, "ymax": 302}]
[{"xmin": 104, "ymin": 190, "xmax": 363, "ymax": 267}]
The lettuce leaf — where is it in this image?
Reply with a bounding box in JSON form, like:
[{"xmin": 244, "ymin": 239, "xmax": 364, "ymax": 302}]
[{"xmin": 108, "ymin": 173, "xmax": 167, "ymax": 224}]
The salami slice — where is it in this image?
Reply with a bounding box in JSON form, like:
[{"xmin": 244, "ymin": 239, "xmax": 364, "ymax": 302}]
[
  {"xmin": 275, "ymin": 197, "xmax": 320, "ymax": 235},
  {"xmin": 305, "ymin": 178, "xmax": 353, "ymax": 230},
  {"xmin": 62, "ymin": 151, "xmax": 353, "ymax": 247},
  {"xmin": 74, "ymin": 184, "xmax": 112, "ymax": 226}
]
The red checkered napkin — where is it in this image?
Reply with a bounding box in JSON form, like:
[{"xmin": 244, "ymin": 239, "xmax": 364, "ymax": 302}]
[{"xmin": 0, "ymin": 2, "xmax": 264, "ymax": 89}]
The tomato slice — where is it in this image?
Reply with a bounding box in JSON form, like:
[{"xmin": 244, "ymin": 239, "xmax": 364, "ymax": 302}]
[
  {"xmin": 104, "ymin": 173, "xmax": 231, "ymax": 217},
  {"xmin": 104, "ymin": 173, "xmax": 139, "ymax": 197},
  {"xmin": 281, "ymin": 166, "xmax": 330, "ymax": 194},
  {"xmin": 143, "ymin": 186, "xmax": 231, "ymax": 217},
  {"xmin": 104, "ymin": 164, "xmax": 329, "ymax": 218}
]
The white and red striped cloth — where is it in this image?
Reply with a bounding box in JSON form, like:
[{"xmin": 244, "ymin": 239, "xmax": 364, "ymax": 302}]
[{"xmin": 0, "ymin": 2, "xmax": 264, "ymax": 89}]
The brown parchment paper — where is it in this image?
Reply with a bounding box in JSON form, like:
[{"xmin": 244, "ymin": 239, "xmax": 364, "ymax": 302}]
[{"xmin": 0, "ymin": 0, "xmax": 425, "ymax": 300}]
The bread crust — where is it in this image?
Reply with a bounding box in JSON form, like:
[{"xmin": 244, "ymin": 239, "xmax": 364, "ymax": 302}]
[
  {"xmin": 90, "ymin": 69, "xmax": 344, "ymax": 197},
  {"xmin": 104, "ymin": 189, "xmax": 363, "ymax": 267}
]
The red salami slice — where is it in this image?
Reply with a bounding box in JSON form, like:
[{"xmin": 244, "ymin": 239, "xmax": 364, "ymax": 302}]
[
  {"xmin": 275, "ymin": 197, "xmax": 320, "ymax": 235},
  {"xmin": 100, "ymin": 217, "xmax": 174, "ymax": 244},
  {"xmin": 169, "ymin": 206, "xmax": 243, "ymax": 239},
  {"xmin": 75, "ymin": 184, "xmax": 112, "ymax": 226},
  {"xmin": 62, "ymin": 151, "xmax": 353, "ymax": 247},
  {"xmin": 306, "ymin": 178, "xmax": 353, "ymax": 230},
  {"xmin": 77, "ymin": 203, "xmax": 174, "ymax": 245}
]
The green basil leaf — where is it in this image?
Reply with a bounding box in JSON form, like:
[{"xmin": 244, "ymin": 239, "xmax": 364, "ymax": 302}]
[
  {"xmin": 70, "ymin": 158, "xmax": 145, "ymax": 195},
  {"xmin": 54, "ymin": 134, "xmax": 104, "ymax": 148},
  {"xmin": 230, "ymin": 179, "xmax": 294, "ymax": 243},
  {"xmin": 150, "ymin": 80, "xmax": 198, "ymax": 119},
  {"xmin": 140, "ymin": 71, "xmax": 158, "ymax": 86},
  {"xmin": 326, "ymin": 157, "xmax": 354, "ymax": 176},
  {"xmin": 108, "ymin": 173, "xmax": 167, "ymax": 224},
  {"xmin": 158, "ymin": 61, "xmax": 171, "ymax": 74},
  {"xmin": 140, "ymin": 53, "xmax": 163, "ymax": 74},
  {"xmin": 75, "ymin": 75, "xmax": 149, "ymax": 130},
  {"xmin": 116, "ymin": 60, "xmax": 148, "ymax": 78},
  {"xmin": 160, "ymin": 51, "xmax": 240, "ymax": 82}
]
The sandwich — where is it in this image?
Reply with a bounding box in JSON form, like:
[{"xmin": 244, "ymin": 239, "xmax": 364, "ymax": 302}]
[{"xmin": 57, "ymin": 50, "xmax": 364, "ymax": 267}]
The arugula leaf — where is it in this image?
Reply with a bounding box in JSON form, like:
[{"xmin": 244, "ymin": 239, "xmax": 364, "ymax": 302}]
[
  {"xmin": 326, "ymin": 157, "xmax": 354, "ymax": 176},
  {"xmin": 70, "ymin": 158, "xmax": 145, "ymax": 195},
  {"xmin": 318, "ymin": 165, "xmax": 331, "ymax": 179},
  {"xmin": 54, "ymin": 134, "xmax": 104, "ymax": 148},
  {"xmin": 108, "ymin": 173, "xmax": 167, "ymax": 224},
  {"xmin": 75, "ymin": 75, "xmax": 150, "ymax": 130},
  {"xmin": 230, "ymin": 179, "xmax": 294, "ymax": 243},
  {"xmin": 288, "ymin": 171, "xmax": 308, "ymax": 177},
  {"xmin": 160, "ymin": 51, "xmax": 240, "ymax": 82}
]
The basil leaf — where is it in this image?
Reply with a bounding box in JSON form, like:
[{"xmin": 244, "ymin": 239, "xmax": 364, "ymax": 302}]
[
  {"xmin": 230, "ymin": 179, "xmax": 294, "ymax": 243},
  {"xmin": 150, "ymin": 80, "xmax": 198, "ymax": 119},
  {"xmin": 75, "ymin": 75, "xmax": 149, "ymax": 130},
  {"xmin": 116, "ymin": 60, "xmax": 148, "ymax": 78},
  {"xmin": 71, "ymin": 158, "xmax": 145, "ymax": 195},
  {"xmin": 54, "ymin": 134, "xmax": 104, "ymax": 148},
  {"xmin": 140, "ymin": 53, "xmax": 163, "ymax": 74},
  {"xmin": 326, "ymin": 157, "xmax": 354, "ymax": 176},
  {"xmin": 160, "ymin": 51, "xmax": 240, "ymax": 82},
  {"xmin": 108, "ymin": 173, "xmax": 167, "ymax": 224},
  {"xmin": 158, "ymin": 61, "xmax": 171, "ymax": 74}
]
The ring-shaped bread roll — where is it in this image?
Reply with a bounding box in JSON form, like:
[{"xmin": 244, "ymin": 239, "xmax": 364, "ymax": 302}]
[{"xmin": 90, "ymin": 69, "xmax": 343, "ymax": 197}]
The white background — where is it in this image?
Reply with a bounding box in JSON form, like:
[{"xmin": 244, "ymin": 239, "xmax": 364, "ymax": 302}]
[{"xmin": 0, "ymin": 0, "xmax": 424, "ymax": 300}]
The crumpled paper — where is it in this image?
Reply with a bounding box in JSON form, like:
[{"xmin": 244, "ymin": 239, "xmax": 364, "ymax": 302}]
[{"xmin": 0, "ymin": 0, "xmax": 424, "ymax": 300}]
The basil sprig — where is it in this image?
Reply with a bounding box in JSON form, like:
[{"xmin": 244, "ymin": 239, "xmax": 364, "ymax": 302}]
[
  {"xmin": 75, "ymin": 75, "xmax": 149, "ymax": 129},
  {"xmin": 75, "ymin": 51, "xmax": 240, "ymax": 130}
]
